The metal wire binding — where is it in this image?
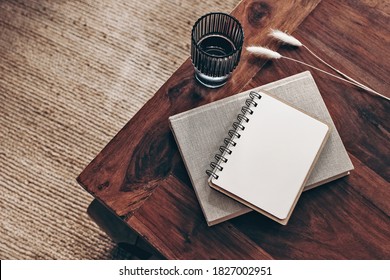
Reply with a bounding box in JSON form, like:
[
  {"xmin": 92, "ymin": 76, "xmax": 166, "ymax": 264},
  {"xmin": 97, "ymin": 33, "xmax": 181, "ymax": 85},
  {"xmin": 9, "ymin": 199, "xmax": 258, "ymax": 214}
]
[
  {"xmin": 245, "ymin": 98, "xmax": 258, "ymax": 107},
  {"xmin": 249, "ymin": 91, "xmax": 261, "ymax": 99},
  {"xmin": 215, "ymin": 153, "xmax": 228, "ymax": 163},
  {"xmin": 232, "ymin": 121, "xmax": 245, "ymax": 131},
  {"xmin": 237, "ymin": 113, "xmax": 250, "ymax": 123},
  {"xmin": 219, "ymin": 146, "xmax": 232, "ymax": 155},
  {"xmin": 206, "ymin": 91, "xmax": 262, "ymax": 179},
  {"xmin": 210, "ymin": 162, "xmax": 223, "ymax": 171},
  {"xmin": 206, "ymin": 169, "xmax": 218, "ymax": 179},
  {"xmin": 241, "ymin": 106, "xmax": 253, "ymax": 115},
  {"xmin": 224, "ymin": 138, "xmax": 236, "ymax": 146},
  {"xmin": 228, "ymin": 129, "xmax": 241, "ymax": 138}
]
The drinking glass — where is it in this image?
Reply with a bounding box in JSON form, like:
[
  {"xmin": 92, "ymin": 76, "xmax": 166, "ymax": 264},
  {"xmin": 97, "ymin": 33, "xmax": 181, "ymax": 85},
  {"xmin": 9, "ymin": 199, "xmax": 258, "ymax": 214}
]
[{"xmin": 191, "ymin": 12, "xmax": 244, "ymax": 88}]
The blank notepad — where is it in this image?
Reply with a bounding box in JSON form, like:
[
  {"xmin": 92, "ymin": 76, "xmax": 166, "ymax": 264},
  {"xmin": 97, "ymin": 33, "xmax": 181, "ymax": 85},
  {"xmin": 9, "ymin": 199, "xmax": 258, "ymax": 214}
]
[{"xmin": 208, "ymin": 91, "xmax": 330, "ymax": 225}]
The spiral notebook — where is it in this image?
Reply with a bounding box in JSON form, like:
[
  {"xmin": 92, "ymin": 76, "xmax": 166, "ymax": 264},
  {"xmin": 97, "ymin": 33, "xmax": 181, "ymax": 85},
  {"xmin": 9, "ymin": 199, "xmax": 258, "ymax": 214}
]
[
  {"xmin": 169, "ymin": 71, "xmax": 354, "ymax": 226},
  {"xmin": 207, "ymin": 91, "xmax": 330, "ymax": 225}
]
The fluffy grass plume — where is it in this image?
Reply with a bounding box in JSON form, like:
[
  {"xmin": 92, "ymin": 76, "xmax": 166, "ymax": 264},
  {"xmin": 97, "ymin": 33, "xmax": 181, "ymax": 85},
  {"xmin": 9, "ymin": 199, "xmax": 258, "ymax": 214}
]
[
  {"xmin": 246, "ymin": 43, "xmax": 389, "ymax": 101},
  {"xmin": 265, "ymin": 29, "xmax": 387, "ymax": 100},
  {"xmin": 269, "ymin": 29, "xmax": 303, "ymax": 47},
  {"xmin": 246, "ymin": 46, "xmax": 282, "ymax": 59}
]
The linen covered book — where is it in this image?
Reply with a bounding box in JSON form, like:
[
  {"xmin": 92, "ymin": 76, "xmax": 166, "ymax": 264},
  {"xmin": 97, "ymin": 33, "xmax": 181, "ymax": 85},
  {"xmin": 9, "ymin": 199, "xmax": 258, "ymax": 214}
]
[
  {"xmin": 168, "ymin": 71, "xmax": 354, "ymax": 226},
  {"xmin": 207, "ymin": 90, "xmax": 330, "ymax": 225}
]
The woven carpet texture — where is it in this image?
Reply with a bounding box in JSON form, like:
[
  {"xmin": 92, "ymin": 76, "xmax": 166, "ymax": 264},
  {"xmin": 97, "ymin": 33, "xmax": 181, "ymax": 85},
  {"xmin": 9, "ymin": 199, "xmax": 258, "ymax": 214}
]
[{"xmin": 0, "ymin": 0, "xmax": 240, "ymax": 259}]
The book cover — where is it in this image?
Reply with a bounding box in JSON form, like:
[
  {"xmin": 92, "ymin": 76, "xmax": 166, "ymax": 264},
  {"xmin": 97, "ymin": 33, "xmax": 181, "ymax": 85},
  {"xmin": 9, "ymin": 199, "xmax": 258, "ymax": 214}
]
[{"xmin": 169, "ymin": 71, "xmax": 354, "ymax": 226}]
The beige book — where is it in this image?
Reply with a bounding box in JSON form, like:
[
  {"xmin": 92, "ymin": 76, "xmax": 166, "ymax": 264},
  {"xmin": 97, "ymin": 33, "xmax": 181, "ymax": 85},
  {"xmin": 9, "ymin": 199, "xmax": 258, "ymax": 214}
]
[
  {"xmin": 208, "ymin": 91, "xmax": 330, "ymax": 225},
  {"xmin": 168, "ymin": 71, "xmax": 354, "ymax": 226}
]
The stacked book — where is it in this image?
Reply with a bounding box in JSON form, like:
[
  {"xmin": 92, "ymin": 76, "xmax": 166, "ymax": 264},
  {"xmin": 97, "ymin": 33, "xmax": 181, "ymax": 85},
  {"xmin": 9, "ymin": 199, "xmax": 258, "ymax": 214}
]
[{"xmin": 169, "ymin": 71, "xmax": 353, "ymax": 226}]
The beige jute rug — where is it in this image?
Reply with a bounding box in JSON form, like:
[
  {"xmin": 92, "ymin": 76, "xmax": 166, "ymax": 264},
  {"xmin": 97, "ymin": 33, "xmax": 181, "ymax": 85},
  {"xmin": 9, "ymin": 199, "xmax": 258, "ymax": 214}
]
[{"xmin": 0, "ymin": 0, "xmax": 240, "ymax": 259}]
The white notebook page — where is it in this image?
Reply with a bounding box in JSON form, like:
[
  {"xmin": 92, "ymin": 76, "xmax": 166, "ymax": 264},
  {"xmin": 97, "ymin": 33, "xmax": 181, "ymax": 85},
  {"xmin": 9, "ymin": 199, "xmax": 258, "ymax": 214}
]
[{"xmin": 210, "ymin": 92, "xmax": 329, "ymax": 223}]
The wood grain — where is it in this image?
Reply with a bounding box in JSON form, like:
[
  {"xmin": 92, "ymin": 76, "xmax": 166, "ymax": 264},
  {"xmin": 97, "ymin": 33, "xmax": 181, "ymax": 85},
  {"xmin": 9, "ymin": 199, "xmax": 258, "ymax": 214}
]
[
  {"xmin": 238, "ymin": 0, "xmax": 390, "ymax": 259},
  {"xmin": 231, "ymin": 157, "xmax": 390, "ymax": 259},
  {"xmin": 128, "ymin": 175, "xmax": 272, "ymax": 259},
  {"xmin": 78, "ymin": 0, "xmax": 390, "ymax": 259}
]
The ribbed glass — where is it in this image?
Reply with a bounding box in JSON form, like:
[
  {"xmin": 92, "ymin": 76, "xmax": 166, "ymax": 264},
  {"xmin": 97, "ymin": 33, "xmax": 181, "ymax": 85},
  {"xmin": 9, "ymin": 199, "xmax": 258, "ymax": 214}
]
[{"xmin": 191, "ymin": 13, "xmax": 244, "ymax": 87}]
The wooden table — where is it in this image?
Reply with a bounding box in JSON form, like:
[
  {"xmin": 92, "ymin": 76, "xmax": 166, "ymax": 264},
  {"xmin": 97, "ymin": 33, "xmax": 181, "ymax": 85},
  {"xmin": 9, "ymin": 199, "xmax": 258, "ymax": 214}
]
[{"xmin": 77, "ymin": 0, "xmax": 390, "ymax": 259}]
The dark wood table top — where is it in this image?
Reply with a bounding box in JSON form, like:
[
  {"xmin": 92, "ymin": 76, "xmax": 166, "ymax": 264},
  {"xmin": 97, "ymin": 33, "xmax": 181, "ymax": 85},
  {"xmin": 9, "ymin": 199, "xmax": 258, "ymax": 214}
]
[{"xmin": 77, "ymin": 0, "xmax": 390, "ymax": 259}]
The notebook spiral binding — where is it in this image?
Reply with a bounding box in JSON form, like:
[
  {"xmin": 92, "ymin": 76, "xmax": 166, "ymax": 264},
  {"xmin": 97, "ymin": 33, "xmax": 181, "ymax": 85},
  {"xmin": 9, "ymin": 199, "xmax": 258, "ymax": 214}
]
[{"xmin": 206, "ymin": 91, "xmax": 262, "ymax": 179}]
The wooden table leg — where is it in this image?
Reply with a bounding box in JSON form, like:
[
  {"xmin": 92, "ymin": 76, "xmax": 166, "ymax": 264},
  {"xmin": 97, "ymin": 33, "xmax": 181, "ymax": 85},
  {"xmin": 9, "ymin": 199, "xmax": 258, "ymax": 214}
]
[{"xmin": 87, "ymin": 199, "xmax": 163, "ymax": 259}]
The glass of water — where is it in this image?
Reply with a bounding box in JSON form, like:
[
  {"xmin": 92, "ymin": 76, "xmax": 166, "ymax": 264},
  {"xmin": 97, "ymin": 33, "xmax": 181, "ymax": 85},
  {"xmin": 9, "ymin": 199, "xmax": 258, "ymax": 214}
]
[{"xmin": 191, "ymin": 12, "xmax": 244, "ymax": 88}]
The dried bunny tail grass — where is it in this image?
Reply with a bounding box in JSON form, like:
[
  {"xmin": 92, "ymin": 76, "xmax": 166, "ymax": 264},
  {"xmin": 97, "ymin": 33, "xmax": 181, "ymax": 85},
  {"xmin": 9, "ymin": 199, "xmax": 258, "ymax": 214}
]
[
  {"xmin": 246, "ymin": 45, "xmax": 390, "ymax": 101},
  {"xmin": 283, "ymin": 56, "xmax": 389, "ymax": 100},
  {"xmin": 246, "ymin": 46, "xmax": 282, "ymax": 59},
  {"xmin": 269, "ymin": 29, "xmax": 303, "ymax": 47},
  {"xmin": 281, "ymin": 56, "xmax": 379, "ymax": 94},
  {"xmin": 301, "ymin": 45, "xmax": 376, "ymax": 92},
  {"xmin": 267, "ymin": 29, "xmax": 387, "ymax": 100},
  {"xmin": 246, "ymin": 45, "xmax": 353, "ymax": 83}
]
